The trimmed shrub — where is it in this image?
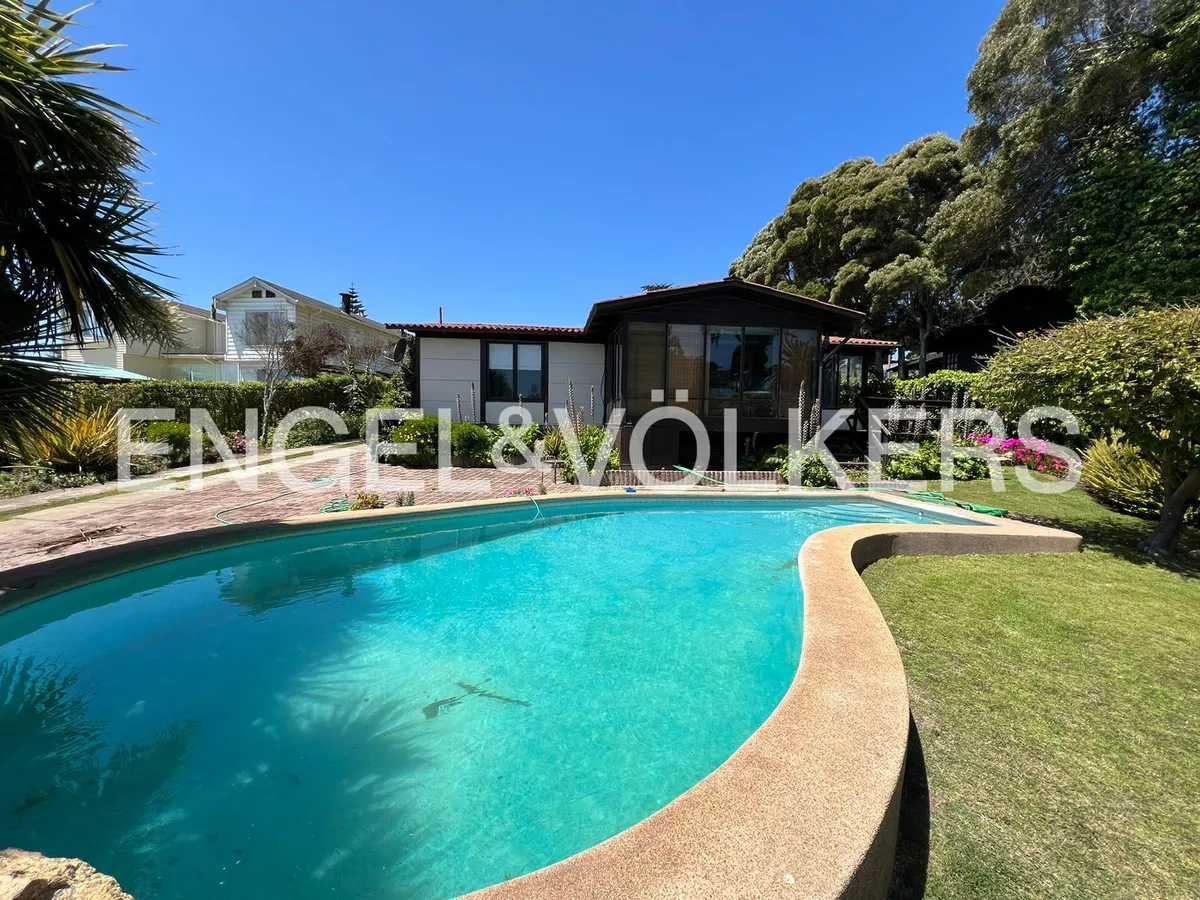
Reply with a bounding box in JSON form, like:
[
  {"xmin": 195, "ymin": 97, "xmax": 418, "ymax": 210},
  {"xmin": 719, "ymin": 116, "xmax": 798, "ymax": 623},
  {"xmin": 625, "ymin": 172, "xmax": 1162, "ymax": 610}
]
[
  {"xmin": 894, "ymin": 370, "xmax": 981, "ymax": 401},
  {"xmin": 1083, "ymin": 437, "xmax": 1199, "ymax": 524},
  {"xmin": 384, "ymin": 414, "xmax": 440, "ymax": 466},
  {"xmin": 884, "ymin": 439, "xmax": 992, "ymax": 481},
  {"xmin": 73, "ymin": 374, "xmax": 390, "ymax": 433},
  {"xmin": 0, "ymin": 468, "xmax": 107, "ymax": 498},
  {"xmin": 145, "ymin": 420, "xmax": 220, "ymax": 465},
  {"xmin": 451, "ymin": 422, "xmax": 496, "ymax": 467},
  {"xmin": 281, "ymin": 416, "xmax": 343, "ymax": 449}
]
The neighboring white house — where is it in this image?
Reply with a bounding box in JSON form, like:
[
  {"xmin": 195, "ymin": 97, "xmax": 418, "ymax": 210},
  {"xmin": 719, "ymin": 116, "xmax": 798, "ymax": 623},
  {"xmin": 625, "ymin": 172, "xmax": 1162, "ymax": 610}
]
[
  {"xmin": 213, "ymin": 277, "xmax": 397, "ymax": 383},
  {"xmin": 63, "ymin": 277, "xmax": 399, "ymax": 383},
  {"xmin": 61, "ymin": 299, "xmax": 228, "ymax": 381}
]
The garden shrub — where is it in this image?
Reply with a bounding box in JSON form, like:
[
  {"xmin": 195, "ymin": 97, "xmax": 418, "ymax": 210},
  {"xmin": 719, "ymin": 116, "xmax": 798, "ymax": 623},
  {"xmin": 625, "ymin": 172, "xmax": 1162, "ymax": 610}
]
[
  {"xmin": 974, "ymin": 307, "xmax": 1200, "ymax": 555},
  {"xmin": 281, "ymin": 416, "xmax": 341, "ymax": 449},
  {"xmin": 893, "ymin": 370, "xmax": 980, "ymax": 401},
  {"xmin": 384, "ymin": 414, "xmax": 440, "ymax": 466},
  {"xmin": 884, "ymin": 439, "xmax": 993, "ymax": 481},
  {"xmin": 348, "ymin": 492, "xmax": 385, "ymax": 511},
  {"xmin": 145, "ymin": 420, "xmax": 221, "ymax": 465},
  {"xmin": 1083, "ymin": 437, "xmax": 1199, "ymax": 524},
  {"xmin": 561, "ymin": 424, "xmax": 621, "ymax": 482},
  {"xmin": 539, "ymin": 426, "xmax": 565, "ymax": 460},
  {"xmin": 451, "ymin": 422, "xmax": 496, "ymax": 467},
  {"xmin": 969, "ymin": 434, "xmax": 1069, "ymax": 475},
  {"xmin": 73, "ymin": 374, "xmax": 389, "ymax": 433},
  {"xmin": 494, "ymin": 422, "xmax": 540, "ymax": 464}
]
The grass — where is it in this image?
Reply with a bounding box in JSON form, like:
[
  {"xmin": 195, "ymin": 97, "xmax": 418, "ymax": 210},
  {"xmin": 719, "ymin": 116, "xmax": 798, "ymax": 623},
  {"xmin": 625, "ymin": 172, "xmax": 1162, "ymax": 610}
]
[{"xmin": 868, "ymin": 472, "xmax": 1199, "ymax": 899}]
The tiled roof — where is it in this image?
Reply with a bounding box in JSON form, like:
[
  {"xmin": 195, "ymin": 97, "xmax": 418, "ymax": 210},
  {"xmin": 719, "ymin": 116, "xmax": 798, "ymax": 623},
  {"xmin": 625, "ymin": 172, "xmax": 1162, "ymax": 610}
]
[
  {"xmin": 824, "ymin": 335, "xmax": 899, "ymax": 348},
  {"xmin": 388, "ymin": 322, "xmax": 587, "ymax": 337}
]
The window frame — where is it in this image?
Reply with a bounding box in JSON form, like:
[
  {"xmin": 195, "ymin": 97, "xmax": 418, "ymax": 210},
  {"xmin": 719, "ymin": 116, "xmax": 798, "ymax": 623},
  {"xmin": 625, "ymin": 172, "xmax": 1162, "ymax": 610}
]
[
  {"xmin": 482, "ymin": 340, "xmax": 548, "ymax": 404},
  {"xmin": 243, "ymin": 309, "xmax": 288, "ymax": 346}
]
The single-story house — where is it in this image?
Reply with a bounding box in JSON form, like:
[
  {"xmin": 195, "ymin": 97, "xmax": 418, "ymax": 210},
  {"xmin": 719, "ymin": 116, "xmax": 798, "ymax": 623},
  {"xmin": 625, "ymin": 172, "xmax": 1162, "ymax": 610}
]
[{"xmin": 391, "ymin": 278, "xmax": 895, "ymax": 468}]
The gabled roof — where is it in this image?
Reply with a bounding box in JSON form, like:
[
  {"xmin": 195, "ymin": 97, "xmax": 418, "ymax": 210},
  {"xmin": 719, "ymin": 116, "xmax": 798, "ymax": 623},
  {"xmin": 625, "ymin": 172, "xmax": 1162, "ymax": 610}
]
[
  {"xmin": 213, "ymin": 277, "xmax": 394, "ymax": 336},
  {"xmin": 582, "ymin": 277, "xmax": 863, "ymax": 338},
  {"xmin": 387, "ymin": 322, "xmax": 589, "ymax": 341}
]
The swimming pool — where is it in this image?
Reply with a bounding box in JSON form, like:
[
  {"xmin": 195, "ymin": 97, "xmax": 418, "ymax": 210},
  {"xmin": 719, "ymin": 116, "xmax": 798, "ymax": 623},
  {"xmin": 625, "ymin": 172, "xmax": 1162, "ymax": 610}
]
[{"xmin": 0, "ymin": 495, "xmax": 968, "ymax": 899}]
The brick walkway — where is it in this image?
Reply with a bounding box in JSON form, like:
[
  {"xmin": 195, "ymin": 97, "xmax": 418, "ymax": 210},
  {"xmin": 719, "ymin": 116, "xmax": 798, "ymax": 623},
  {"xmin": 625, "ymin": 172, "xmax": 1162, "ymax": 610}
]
[{"xmin": 0, "ymin": 446, "xmax": 581, "ymax": 574}]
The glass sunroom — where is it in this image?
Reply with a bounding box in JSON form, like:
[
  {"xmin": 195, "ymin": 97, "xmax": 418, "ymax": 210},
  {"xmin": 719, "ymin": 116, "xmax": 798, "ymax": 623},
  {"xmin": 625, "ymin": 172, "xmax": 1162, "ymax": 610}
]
[{"xmin": 582, "ymin": 279, "xmax": 866, "ymax": 467}]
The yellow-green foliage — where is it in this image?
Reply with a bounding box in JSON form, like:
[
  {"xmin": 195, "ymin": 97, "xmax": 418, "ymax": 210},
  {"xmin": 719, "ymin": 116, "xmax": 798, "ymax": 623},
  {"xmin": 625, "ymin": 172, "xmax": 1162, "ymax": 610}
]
[
  {"xmin": 17, "ymin": 409, "xmax": 119, "ymax": 472},
  {"xmin": 1083, "ymin": 437, "xmax": 1198, "ymax": 524}
]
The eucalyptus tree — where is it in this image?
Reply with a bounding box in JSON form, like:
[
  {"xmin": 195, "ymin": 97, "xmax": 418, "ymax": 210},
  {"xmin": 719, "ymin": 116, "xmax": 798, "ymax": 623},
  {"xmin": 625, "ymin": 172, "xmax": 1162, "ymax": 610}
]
[
  {"xmin": 730, "ymin": 134, "xmax": 980, "ymax": 370},
  {"xmin": 0, "ymin": 1, "xmax": 172, "ymax": 435}
]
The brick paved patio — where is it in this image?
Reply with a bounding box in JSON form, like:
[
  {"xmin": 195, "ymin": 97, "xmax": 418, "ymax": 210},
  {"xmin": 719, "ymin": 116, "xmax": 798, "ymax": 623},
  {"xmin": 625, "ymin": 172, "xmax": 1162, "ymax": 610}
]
[{"xmin": 0, "ymin": 445, "xmax": 582, "ymax": 573}]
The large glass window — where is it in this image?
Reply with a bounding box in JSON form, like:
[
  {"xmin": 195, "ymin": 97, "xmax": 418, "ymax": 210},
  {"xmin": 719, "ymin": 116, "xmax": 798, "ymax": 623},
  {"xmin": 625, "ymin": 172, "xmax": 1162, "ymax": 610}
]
[
  {"xmin": 667, "ymin": 324, "xmax": 704, "ymax": 413},
  {"xmin": 621, "ymin": 322, "xmax": 821, "ymax": 418},
  {"xmin": 705, "ymin": 326, "xmax": 742, "ymax": 413},
  {"xmin": 486, "ymin": 342, "xmax": 544, "ymax": 402},
  {"xmin": 740, "ymin": 327, "xmax": 780, "ymax": 416},
  {"xmin": 628, "ymin": 322, "xmax": 666, "ymax": 414},
  {"xmin": 821, "ymin": 354, "xmax": 864, "ymax": 408},
  {"xmin": 778, "ymin": 328, "xmax": 818, "ymax": 412}
]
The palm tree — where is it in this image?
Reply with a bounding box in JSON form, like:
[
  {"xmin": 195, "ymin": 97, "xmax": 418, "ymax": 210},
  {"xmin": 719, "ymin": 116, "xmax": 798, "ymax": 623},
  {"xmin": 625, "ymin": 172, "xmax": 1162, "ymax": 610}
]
[{"xmin": 0, "ymin": 1, "xmax": 174, "ymax": 434}]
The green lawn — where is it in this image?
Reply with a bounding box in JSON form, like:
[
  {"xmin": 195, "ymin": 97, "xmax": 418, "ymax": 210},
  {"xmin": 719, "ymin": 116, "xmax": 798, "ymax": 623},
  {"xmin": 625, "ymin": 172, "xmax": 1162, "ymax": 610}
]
[{"xmin": 866, "ymin": 473, "xmax": 1200, "ymax": 899}]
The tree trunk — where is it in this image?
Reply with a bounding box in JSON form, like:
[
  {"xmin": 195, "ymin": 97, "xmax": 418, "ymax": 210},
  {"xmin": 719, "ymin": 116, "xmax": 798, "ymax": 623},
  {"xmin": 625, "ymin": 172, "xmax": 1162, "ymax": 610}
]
[
  {"xmin": 917, "ymin": 328, "xmax": 929, "ymax": 377},
  {"xmin": 1143, "ymin": 469, "xmax": 1200, "ymax": 557}
]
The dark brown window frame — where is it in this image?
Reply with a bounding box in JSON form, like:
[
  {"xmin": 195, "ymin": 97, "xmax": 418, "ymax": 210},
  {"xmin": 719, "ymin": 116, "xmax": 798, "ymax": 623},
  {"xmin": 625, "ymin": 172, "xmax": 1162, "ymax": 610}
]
[{"xmin": 482, "ymin": 340, "xmax": 549, "ymax": 403}]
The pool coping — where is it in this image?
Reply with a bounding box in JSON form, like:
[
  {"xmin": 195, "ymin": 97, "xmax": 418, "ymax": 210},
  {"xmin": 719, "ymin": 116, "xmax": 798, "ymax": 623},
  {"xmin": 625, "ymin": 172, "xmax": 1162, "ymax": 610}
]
[{"xmin": 0, "ymin": 489, "xmax": 1082, "ymax": 899}]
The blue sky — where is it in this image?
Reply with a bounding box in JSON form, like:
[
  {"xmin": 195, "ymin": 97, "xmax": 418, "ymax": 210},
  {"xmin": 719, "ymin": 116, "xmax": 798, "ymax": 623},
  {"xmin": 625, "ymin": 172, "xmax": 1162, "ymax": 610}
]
[{"xmin": 83, "ymin": 0, "xmax": 1002, "ymax": 326}]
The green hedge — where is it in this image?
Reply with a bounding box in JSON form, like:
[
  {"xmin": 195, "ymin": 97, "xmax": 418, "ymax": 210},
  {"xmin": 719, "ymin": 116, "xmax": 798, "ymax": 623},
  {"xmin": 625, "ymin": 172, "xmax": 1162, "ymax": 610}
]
[
  {"xmin": 74, "ymin": 375, "xmax": 390, "ymax": 433},
  {"xmin": 893, "ymin": 370, "xmax": 981, "ymax": 402}
]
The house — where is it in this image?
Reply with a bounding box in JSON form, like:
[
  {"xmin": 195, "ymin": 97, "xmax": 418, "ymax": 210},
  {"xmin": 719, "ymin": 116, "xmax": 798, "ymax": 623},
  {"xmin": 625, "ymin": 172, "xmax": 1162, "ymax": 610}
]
[
  {"xmin": 925, "ymin": 285, "xmax": 1074, "ymax": 372},
  {"xmin": 62, "ymin": 299, "xmax": 227, "ymax": 381},
  {"xmin": 213, "ymin": 277, "xmax": 398, "ymax": 382},
  {"xmin": 390, "ymin": 278, "xmax": 880, "ymax": 468},
  {"xmin": 63, "ymin": 277, "xmax": 399, "ymax": 383}
]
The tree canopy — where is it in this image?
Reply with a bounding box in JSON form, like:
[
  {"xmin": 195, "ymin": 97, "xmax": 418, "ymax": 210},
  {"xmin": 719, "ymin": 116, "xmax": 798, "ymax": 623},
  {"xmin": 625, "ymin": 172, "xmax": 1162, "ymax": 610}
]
[
  {"xmin": 731, "ymin": 0, "xmax": 1199, "ymax": 341},
  {"xmin": 729, "ymin": 134, "xmax": 980, "ymax": 372},
  {"xmin": 975, "ymin": 307, "xmax": 1200, "ymax": 555},
  {"xmin": 963, "ymin": 0, "xmax": 1200, "ymax": 315}
]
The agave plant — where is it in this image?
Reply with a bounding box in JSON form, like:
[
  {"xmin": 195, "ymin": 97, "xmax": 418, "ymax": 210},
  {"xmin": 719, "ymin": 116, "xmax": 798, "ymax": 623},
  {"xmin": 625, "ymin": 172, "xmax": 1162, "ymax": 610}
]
[{"xmin": 0, "ymin": 1, "xmax": 174, "ymax": 438}]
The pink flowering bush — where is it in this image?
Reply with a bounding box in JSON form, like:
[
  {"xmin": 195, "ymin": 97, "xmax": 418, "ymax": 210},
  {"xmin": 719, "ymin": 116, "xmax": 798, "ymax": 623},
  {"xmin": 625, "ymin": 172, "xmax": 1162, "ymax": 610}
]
[
  {"xmin": 227, "ymin": 430, "xmax": 247, "ymax": 455},
  {"xmin": 968, "ymin": 433, "xmax": 1069, "ymax": 475},
  {"xmin": 504, "ymin": 486, "xmax": 539, "ymax": 497}
]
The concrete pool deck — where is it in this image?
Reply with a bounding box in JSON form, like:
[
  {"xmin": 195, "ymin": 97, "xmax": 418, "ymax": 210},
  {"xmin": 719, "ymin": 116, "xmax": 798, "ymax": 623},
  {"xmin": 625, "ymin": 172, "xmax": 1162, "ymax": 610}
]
[{"xmin": 0, "ymin": 490, "xmax": 1081, "ymax": 899}]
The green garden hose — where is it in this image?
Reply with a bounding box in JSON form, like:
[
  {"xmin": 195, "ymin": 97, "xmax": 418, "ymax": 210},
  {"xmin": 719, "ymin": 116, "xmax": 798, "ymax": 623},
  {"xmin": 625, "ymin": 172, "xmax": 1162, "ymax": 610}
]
[{"xmin": 213, "ymin": 475, "xmax": 338, "ymax": 525}]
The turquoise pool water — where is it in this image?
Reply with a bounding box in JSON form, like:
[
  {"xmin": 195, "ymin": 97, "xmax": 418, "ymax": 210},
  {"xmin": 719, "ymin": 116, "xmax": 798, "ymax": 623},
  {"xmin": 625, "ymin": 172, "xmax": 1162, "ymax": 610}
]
[{"xmin": 0, "ymin": 497, "xmax": 964, "ymax": 899}]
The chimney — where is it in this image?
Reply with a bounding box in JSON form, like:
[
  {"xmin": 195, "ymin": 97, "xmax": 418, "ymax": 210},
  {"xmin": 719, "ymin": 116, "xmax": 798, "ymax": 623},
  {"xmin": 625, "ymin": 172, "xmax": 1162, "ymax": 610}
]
[
  {"xmin": 339, "ymin": 291, "xmax": 353, "ymax": 313},
  {"xmin": 439, "ymin": 306, "xmax": 443, "ymax": 324}
]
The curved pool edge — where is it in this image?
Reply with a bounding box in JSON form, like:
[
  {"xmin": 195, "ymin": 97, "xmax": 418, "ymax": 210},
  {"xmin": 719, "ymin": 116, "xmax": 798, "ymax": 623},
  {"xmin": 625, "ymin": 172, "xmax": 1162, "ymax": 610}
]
[
  {"xmin": 0, "ymin": 490, "xmax": 1082, "ymax": 899},
  {"xmin": 460, "ymin": 496, "xmax": 1082, "ymax": 900}
]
